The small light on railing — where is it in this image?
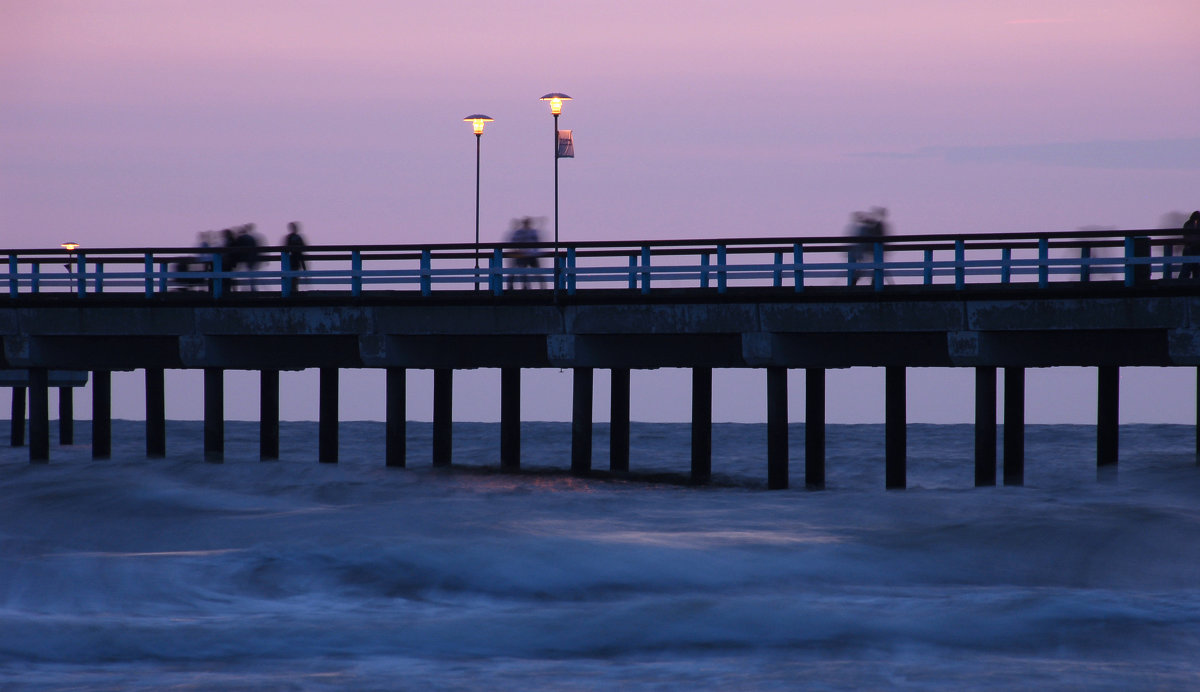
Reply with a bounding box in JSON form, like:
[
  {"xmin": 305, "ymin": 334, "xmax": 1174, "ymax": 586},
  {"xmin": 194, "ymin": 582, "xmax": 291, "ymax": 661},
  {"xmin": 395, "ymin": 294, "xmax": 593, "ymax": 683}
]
[{"xmin": 61, "ymin": 242, "xmax": 80, "ymax": 252}]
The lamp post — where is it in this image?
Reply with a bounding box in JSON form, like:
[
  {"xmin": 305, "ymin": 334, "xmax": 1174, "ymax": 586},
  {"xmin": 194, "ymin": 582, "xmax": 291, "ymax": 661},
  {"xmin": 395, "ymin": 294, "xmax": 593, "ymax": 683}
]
[
  {"xmin": 539, "ymin": 92, "xmax": 571, "ymax": 291},
  {"xmin": 463, "ymin": 114, "xmax": 493, "ymax": 290},
  {"xmin": 61, "ymin": 242, "xmax": 79, "ymax": 275}
]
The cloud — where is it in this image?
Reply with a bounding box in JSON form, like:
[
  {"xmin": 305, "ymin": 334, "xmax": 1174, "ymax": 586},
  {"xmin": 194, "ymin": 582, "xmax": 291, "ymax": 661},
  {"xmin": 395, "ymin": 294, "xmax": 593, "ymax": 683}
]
[{"xmin": 855, "ymin": 138, "xmax": 1200, "ymax": 170}]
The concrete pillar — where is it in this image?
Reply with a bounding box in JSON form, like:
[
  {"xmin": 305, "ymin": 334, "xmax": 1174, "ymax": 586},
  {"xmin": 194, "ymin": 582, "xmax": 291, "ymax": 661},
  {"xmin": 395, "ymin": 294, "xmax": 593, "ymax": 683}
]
[
  {"xmin": 500, "ymin": 367, "xmax": 520, "ymax": 471},
  {"xmin": 766, "ymin": 367, "xmax": 788, "ymax": 490},
  {"xmin": 571, "ymin": 367, "xmax": 593, "ymax": 475},
  {"xmin": 1097, "ymin": 365, "xmax": 1119, "ymax": 478},
  {"xmin": 204, "ymin": 368, "xmax": 224, "ymax": 462},
  {"xmin": 260, "ymin": 370, "xmax": 279, "ymax": 460},
  {"xmin": 58, "ymin": 387, "xmax": 74, "ymax": 445},
  {"xmin": 974, "ymin": 366, "xmax": 997, "ymax": 486},
  {"xmin": 386, "ymin": 368, "xmax": 406, "ymax": 468},
  {"xmin": 10, "ymin": 387, "xmax": 25, "ymax": 447},
  {"xmin": 319, "ymin": 367, "xmax": 338, "ymax": 464},
  {"xmin": 92, "ymin": 371, "xmax": 111, "ymax": 459},
  {"xmin": 885, "ymin": 366, "xmax": 906, "ymax": 489},
  {"xmin": 609, "ymin": 368, "xmax": 631, "ymax": 472},
  {"xmin": 1003, "ymin": 367, "xmax": 1025, "ymax": 486},
  {"xmin": 691, "ymin": 367, "xmax": 712, "ymax": 484},
  {"xmin": 805, "ymin": 368, "xmax": 826, "ymax": 490},
  {"xmin": 29, "ymin": 369, "xmax": 49, "ymax": 463},
  {"xmin": 433, "ymin": 368, "xmax": 452, "ymax": 467},
  {"xmin": 145, "ymin": 368, "xmax": 166, "ymax": 458}
]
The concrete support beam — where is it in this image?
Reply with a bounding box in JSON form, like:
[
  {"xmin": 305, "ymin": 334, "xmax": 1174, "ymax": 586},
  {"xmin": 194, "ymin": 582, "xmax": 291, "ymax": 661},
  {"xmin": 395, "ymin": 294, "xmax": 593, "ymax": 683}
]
[
  {"xmin": 260, "ymin": 370, "xmax": 279, "ymax": 461},
  {"xmin": 146, "ymin": 368, "xmax": 166, "ymax": 458},
  {"xmin": 1097, "ymin": 365, "xmax": 1119, "ymax": 478},
  {"xmin": 610, "ymin": 368, "xmax": 631, "ymax": 472},
  {"xmin": 500, "ymin": 367, "xmax": 520, "ymax": 471},
  {"xmin": 58, "ymin": 387, "xmax": 73, "ymax": 446},
  {"xmin": 691, "ymin": 367, "xmax": 712, "ymax": 484},
  {"xmin": 766, "ymin": 367, "xmax": 788, "ymax": 490},
  {"xmin": 432, "ymin": 368, "xmax": 452, "ymax": 467},
  {"xmin": 805, "ymin": 368, "xmax": 826, "ymax": 490},
  {"xmin": 885, "ymin": 366, "xmax": 906, "ymax": 489},
  {"xmin": 204, "ymin": 368, "xmax": 224, "ymax": 462},
  {"xmin": 386, "ymin": 368, "xmax": 406, "ymax": 468},
  {"xmin": 319, "ymin": 367, "xmax": 339, "ymax": 463},
  {"xmin": 974, "ymin": 367, "xmax": 997, "ymax": 486},
  {"xmin": 571, "ymin": 368, "xmax": 594, "ymax": 475},
  {"xmin": 10, "ymin": 387, "xmax": 25, "ymax": 447},
  {"xmin": 92, "ymin": 371, "xmax": 111, "ymax": 459},
  {"xmin": 1003, "ymin": 367, "xmax": 1025, "ymax": 486},
  {"xmin": 29, "ymin": 369, "xmax": 49, "ymax": 463}
]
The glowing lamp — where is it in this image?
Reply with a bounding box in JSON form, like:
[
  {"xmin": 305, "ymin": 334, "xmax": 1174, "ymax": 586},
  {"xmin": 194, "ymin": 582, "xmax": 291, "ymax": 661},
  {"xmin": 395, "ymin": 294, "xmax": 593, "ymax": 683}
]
[
  {"xmin": 463, "ymin": 114, "xmax": 493, "ymax": 136},
  {"xmin": 540, "ymin": 92, "xmax": 572, "ymax": 116},
  {"xmin": 61, "ymin": 242, "xmax": 79, "ymax": 252}
]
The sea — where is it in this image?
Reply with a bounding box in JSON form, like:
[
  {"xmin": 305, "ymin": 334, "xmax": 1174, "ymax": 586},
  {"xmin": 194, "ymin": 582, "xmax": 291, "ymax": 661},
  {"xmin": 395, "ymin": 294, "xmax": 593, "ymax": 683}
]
[{"xmin": 1, "ymin": 420, "xmax": 1199, "ymax": 691}]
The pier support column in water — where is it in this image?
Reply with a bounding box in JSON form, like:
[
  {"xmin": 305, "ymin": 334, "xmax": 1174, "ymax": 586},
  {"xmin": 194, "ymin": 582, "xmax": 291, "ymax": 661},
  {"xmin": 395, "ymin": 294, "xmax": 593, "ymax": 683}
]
[
  {"xmin": 260, "ymin": 370, "xmax": 279, "ymax": 461},
  {"xmin": 974, "ymin": 366, "xmax": 997, "ymax": 486},
  {"xmin": 1003, "ymin": 367, "xmax": 1025, "ymax": 486},
  {"xmin": 571, "ymin": 367, "xmax": 593, "ymax": 475},
  {"xmin": 885, "ymin": 366, "xmax": 907, "ymax": 489},
  {"xmin": 204, "ymin": 368, "xmax": 224, "ymax": 462},
  {"xmin": 609, "ymin": 368, "xmax": 630, "ymax": 472},
  {"xmin": 319, "ymin": 367, "xmax": 338, "ymax": 464},
  {"xmin": 805, "ymin": 368, "xmax": 826, "ymax": 490},
  {"xmin": 386, "ymin": 368, "xmax": 406, "ymax": 468},
  {"xmin": 145, "ymin": 368, "xmax": 166, "ymax": 458},
  {"xmin": 92, "ymin": 371, "xmax": 110, "ymax": 459},
  {"xmin": 1097, "ymin": 365, "xmax": 1119, "ymax": 479},
  {"xmin": 433, "ymin": 368, "xmax": 452, "ymax": 467},
  {"xmin": 500, "ymin": 367, "xmax": 520, "ymax": 471},
  {"xmin": 58, "ymin": 387, "xmax": 73, "ymax": 445},
  {"xmin": 10, "ymin": 387, "xmax": 25, "ymax": 447},
  {"xmin": 691, "ymin": 367, "xmax": 712, "ymax": 484},
  {"xmin": 29, "ymin": 368, "xmax": 49, "ymax": 463},
  {"xmin": 767, "ymin": 367, "xmax": 788, "ymax": 490}
]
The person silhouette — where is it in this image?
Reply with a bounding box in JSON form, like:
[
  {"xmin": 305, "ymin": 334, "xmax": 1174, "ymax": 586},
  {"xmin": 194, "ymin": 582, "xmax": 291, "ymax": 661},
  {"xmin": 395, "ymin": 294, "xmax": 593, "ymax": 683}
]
[{"xmin": 283, "ymin": 221, "xmax": 307, "ymax": 292}]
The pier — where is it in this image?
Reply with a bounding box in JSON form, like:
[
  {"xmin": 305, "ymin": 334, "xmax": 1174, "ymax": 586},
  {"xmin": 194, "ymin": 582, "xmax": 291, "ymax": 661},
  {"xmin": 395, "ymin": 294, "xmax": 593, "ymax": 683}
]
[{"xmin": 3, "ymin": 228, "xmax": 1199, "ymax": 487}]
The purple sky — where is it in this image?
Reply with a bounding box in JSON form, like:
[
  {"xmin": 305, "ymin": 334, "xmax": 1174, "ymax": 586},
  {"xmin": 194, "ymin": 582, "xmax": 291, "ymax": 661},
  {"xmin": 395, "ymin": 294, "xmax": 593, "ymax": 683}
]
[{"xmin": 3, "ymin": 1, "xmax": 1199, "ymax": 425}]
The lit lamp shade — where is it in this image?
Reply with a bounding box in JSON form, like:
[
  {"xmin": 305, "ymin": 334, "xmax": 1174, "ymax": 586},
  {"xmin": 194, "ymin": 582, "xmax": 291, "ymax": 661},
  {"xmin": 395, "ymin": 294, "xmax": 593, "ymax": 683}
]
[
  {"xmin": 539, "ymin": 93, "xmax": 572, "ymax": 115},
  {"xmin": 61, "ymin": 242, "xmax": 80, "ymax": 251},
  {"xmin": 463, "ymin": 114, "xmax": 494, "ymax": 135}
]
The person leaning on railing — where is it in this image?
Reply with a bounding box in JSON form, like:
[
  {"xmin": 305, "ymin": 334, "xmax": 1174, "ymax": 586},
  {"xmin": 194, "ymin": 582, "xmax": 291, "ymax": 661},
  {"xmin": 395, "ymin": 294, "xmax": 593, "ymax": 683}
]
[{"xmin": 1180, "ymin": 211, "xmax": 1200, "ymax": 281}]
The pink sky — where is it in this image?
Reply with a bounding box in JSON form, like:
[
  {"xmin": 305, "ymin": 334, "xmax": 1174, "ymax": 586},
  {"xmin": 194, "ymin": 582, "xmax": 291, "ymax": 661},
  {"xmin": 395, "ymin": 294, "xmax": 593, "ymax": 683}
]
[{"xmin": 2, "ymin": 1, "xmax": 1198, "ymax": 425}]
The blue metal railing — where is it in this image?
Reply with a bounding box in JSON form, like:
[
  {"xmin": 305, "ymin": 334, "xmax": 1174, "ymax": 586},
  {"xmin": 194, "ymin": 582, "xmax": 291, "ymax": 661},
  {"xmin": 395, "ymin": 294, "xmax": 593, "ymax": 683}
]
[{"xmin": 2, "ymin": 229, "xmax": 1193, "ymax": 299}]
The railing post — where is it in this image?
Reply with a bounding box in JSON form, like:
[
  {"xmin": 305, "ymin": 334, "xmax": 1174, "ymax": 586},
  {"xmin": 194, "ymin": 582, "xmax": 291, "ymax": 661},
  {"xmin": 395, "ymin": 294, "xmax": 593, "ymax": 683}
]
[
  {"xmin": 773, "ymin": 251, "xmax": 783, "ymax": 288},
  {"xmin": 76, "ymin": 253, "xmax": 86, "ymax": 297},
  {"xmin": 7, "ymin": 255, "xmax": 16, "ymax": 297},
  {"xmin": 872, "ymin": 242, "xmax": 884, "ymax": 291},
  {"xmin": 717, "ymin": 244, "xmax": 727, "ymax": 294},
  {"xmin": 568, "ymin": 247, "xmax": 577, "ymax": 295},
  {"xmin": 793, "ymin": 244, "xmax": 803, "ymax": 292},
  {"xmin": 159, "ymin": 261, "xmax": 169, "ymax": 294},
  {"xmin": 700, "ymin": 253, "xmax": 710, "ymax": 289},
  {"xmin": 1001, "ymin": 247, "xmax": 1011, "ymax": 284},
  {"xmin": 280, "ymin": 253, "xmax": 292, "ymax": 298},
  {"xmin": 1080, "ymin": 246, "xmax": 1091, "ymax": 283},
  {"xmin": 94, "ymin": 262, "xmax": 104, "ymax": 294},
  {"xmin": 923, "ymin": 249, "xmax": 933, "ymax": 285},
  {"xmin": 627, "ymin": 255, "xmax": 637, "ymax": 290},
  {"xmin": 144, "ymin": 254, "xmax": 154, "ymax": 297},
  {"xmin": 492, "ymin": 249, "xmax": 503, "ymax": 296},
  {"xmin": 212, "ymin": 255, "xmax": 223, "ymax": 299},
  {"xmin": 955, "ymin": 240, "xmax": 965, "ymax": 290},
  {"xmin": 30, "ymin": 264, "xmax": 39, "ymax": 294},
  {"xmin": 351, "ymin": 250, "xmax": 362, "ymax": 297},
  {"xmin": 1127, "ymin": 236, "xmax": 1150, "ymax": 286},
  {"xmin": 420, "ymin": 249, "xmax": 432, "ymax": 296},
  {"xmin": 1038, "ymin": 237, "xmax": 1049, "ymax": 288},
  {"xmin": 640, "ymin": 245, "xmax": 651, "ymax": 295},
  {"xmin": 1162, "ymin": 242, "xmax": 1173, "ymax": 281}
]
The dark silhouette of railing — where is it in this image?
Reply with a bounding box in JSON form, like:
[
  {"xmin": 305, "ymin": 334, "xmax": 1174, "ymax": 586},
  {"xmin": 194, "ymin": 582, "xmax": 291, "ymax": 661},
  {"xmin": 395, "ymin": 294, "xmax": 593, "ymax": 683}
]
[{"xmin": 3, "ymin": 229, "xmax": 1190, "ymax": 299}]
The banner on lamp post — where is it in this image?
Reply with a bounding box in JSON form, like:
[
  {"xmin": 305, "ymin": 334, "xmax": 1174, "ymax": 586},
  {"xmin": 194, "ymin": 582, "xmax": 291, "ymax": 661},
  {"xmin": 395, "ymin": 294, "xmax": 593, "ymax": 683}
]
[{"xmin": 556, "ymin": 130, "xmax": 574, "ymax": 158}]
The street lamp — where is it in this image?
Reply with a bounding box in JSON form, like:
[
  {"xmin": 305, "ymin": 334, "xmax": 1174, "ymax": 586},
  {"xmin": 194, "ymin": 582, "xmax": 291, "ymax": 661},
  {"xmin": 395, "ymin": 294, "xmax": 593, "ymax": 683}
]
[
  {"xmin": 61, "ymin": 242, "xmax": 79, "ymax": 274},
  {"xmin": 540, "ymin": 92, "xmax": 571, "ymax": 291},
  {"xmin": 463, "ymin": 114, "xmax": 493, "ymax": 290}
]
